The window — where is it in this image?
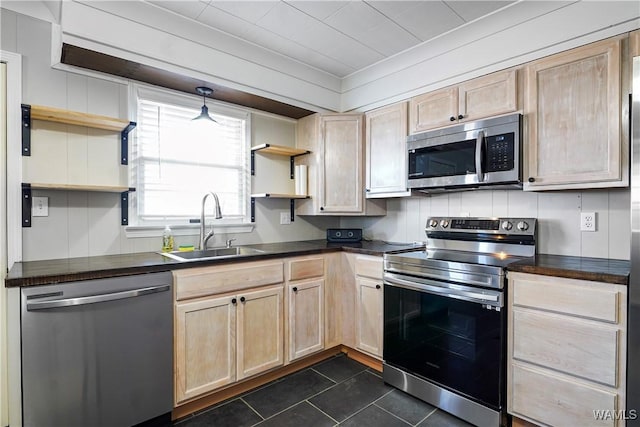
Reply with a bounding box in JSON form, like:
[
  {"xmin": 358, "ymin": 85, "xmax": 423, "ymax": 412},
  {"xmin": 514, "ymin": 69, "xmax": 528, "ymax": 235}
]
[{"xmin": 130, "ymin": 86, "xmax": 251, "ymax": 229}]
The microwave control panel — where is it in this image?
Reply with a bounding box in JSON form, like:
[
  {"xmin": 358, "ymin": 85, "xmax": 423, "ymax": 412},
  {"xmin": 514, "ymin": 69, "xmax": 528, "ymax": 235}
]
[{"xmin": 485, "ymin": 133, "xmax": 514, "ymax": 172}]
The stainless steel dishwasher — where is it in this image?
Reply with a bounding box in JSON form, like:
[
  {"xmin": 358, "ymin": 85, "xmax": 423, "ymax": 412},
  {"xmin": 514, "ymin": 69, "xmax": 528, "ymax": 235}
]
[{"xmin": 21, "ymin": 271, "xmax": 173, "ymax": 427}]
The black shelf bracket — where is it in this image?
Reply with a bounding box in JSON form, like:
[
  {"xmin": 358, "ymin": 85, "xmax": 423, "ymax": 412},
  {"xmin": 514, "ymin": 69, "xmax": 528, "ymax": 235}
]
[
  {"xmin": 250, "ymin": 150, "xmax": 256, "ymax": 176},
  {"xmin": 289, "ymin": 152, "xmax": 309, "ymax": 179},
  {"xmin": 21, "ymin": 104, "xmax": 31, "ymax": 156},
  {"xmin": 22, "ymin": 183, "xmax": 32, "ymax": 227},
  {"xmin": 250, "ymin": 197, "xmax": 256, "ymax": 222},
  {"xmin": 290, "ymin": 199, "xmax": 295, "ymax": 221},
  {"xmin": 120, "ymin": 121, "xmax": 136, "ymax": 165},
  {"xmin": 121, "ymin": 188, "xmax": 136, "ymax": 226}
]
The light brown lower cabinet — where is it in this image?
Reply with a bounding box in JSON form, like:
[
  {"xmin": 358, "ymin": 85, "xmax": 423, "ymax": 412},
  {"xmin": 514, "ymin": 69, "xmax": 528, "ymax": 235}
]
[
  {"xmin": 175, "ymin": 285, "xmax": 284, "ymax": 405},
  {"xmin": 354, "ymin": 255, "xmax": 384, "ymax": 358},
  {"xmin": 287, "ymin": 278, "xmax": 324, "ymax": 361},
  {"xmin": 173, "ymin": 261, "xmax": 285, "ymax": 405},
  {"xmin": 507, "ymin": 272, "xmax": 627, "ymax": 427}
]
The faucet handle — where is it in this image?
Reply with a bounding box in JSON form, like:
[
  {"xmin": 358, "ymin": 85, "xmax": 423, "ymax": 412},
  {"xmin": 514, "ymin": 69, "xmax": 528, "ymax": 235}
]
[{"xmin": 226, "ymin": 238, "xmax": 236, "ymax": 248}]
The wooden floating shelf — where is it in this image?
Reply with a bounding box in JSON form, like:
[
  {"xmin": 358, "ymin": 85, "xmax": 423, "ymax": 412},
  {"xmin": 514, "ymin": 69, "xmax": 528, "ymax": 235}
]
[
  {"xmin": 251, "ymin": 193, "xmax": 309, "ymax": 199},
  {"xmin": 30, "ymin": 105, "xmax": 130, "ymax": 132},
  {"xmin": 29, "ymin": 183, "xmax": 133, "ymax": 193},
  {"xmin": 251, "ymin": 144, "xmax": 310, "ymax": 157}
]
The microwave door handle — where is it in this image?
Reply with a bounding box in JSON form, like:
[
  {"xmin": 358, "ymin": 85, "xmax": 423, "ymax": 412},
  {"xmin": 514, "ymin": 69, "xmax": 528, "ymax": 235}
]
[{"xmin": 475, "ymin": 130, "xmax": 485, "ymax": 182}]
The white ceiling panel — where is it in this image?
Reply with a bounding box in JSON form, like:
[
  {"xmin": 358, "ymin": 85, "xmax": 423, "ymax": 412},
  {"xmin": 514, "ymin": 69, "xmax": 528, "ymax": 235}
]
[
  {"xmin": 148, "ymin": 0, "xmax": 208, "ymax": 20},
  {"xmin": 257, "ymin": 2, "xmax": 384, "ymax": 70},
  {"xmin": 445, "ymin": 1, "xmax": 514, "ymax": 22},
  {"xmin": 323, "ymin": 2, "xmax": 420, "ymax": 56},
  {"xmin": 286, "ymin": 1, "xmax": 348, "ymax": 21},
  {"xmin": 103, "ymin": 0, "xmax": 532, "ymax": 78},
  {"xmin": 197, "ymin": 5, "xmax": 355, "ymax": 76},
  {"xmin": 208, "ymin": 0, "xmax": 277, "ymax": 23},
  {"xmin": 368, "ymin": 1, "xmax": 464, "ymax": 41}
]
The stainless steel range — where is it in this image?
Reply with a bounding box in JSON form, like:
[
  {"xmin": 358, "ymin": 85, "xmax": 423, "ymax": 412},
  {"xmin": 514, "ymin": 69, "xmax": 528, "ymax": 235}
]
[{"xmin": 383, "ymin": 217, "xmax": 537, "ymax": 427}]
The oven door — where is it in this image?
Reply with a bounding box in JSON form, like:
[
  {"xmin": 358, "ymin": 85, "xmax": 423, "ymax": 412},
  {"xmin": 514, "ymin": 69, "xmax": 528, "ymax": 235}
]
[{"xmin": 383, "ymin": 272, "xmax": 505, "ymax": 411}]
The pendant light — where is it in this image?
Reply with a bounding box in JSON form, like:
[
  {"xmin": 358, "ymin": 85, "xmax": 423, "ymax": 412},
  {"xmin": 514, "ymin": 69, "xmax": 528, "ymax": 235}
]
[{"xmin": 192, "ymin": 86, "xmax": 217, "ymax": 123}]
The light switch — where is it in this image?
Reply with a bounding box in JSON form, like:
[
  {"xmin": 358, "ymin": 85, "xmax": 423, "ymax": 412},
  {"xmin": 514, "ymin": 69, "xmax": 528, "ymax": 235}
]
[{"xmin": 32, "ymin": 196, "xmax": 49, "ymax": 217}]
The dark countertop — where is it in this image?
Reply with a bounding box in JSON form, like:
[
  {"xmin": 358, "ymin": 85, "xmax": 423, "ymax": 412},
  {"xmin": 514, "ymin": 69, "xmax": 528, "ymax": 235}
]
[
  {"xmin": 507, "ymin": 254, "xmax": 630, "ymax": 285},
  {"xmin": 5, "ymin": 239, "xmax": 423, "ymax": 288}
]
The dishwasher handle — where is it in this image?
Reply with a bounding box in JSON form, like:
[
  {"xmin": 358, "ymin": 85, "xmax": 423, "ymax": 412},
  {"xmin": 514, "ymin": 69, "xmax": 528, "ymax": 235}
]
[{"xmin": 26, "ymin": 284, "xmax": 171, "ymax": 311}]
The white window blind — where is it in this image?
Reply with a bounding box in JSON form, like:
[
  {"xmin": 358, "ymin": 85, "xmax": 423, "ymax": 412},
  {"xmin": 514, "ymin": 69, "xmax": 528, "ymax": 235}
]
[{"xmin": 132, "ymin": 89, "xmax": 249, "ymax": 226}]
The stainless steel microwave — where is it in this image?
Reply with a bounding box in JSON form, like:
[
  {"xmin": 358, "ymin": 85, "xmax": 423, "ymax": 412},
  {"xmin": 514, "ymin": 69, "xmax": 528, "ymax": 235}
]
[{"xmin": 407, "ymin": 113, "xmax": 522, "ymax": 192}]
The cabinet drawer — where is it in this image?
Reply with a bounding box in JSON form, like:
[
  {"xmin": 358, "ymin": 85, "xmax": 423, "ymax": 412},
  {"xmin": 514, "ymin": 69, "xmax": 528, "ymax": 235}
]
[
  {"xmin": 174, "ymin": 261, "xmax": 284, "ymax": 300},
  {"xmin": 355, "ymin": 256, "xmax": 383, "ymax": 280},
  {"xmin": 288, "ymin": 257, "xmax": 324, "ymax": 281},
  {"xmin": 511, "ymin": 364, "xmax": 618, "ymax": 427},
  {"xmin": 510, "ymin": 273, "xmax": 620, "ymax": 323},
  {"xmin": 513, "ymin": 309, "xmax": 618, "ymax": 386}
]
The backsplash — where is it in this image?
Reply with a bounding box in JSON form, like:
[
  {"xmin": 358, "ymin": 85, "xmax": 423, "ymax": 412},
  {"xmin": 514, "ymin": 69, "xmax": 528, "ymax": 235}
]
[{"xmin": 341, "ymin": 189, "xmax": 631, "ymax": 260}]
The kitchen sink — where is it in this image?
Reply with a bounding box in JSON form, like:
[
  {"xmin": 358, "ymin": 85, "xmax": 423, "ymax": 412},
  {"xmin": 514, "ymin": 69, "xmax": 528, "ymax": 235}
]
[{"xmin": 160, "ymin": 247, "xmax": 265, "ymax": 262}]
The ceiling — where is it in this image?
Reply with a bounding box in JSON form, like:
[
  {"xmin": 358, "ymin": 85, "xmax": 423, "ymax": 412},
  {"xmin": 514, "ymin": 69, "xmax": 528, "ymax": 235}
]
[{"xmin": 147, "ymin": 1, "xmax": 514, "ymax": 78}]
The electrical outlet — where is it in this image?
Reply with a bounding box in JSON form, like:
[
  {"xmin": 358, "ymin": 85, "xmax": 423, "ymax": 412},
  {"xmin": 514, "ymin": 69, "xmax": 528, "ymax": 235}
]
[
  {"xmin": 32, "ymin": 196, "xmax": 49, "ymax": 217},
  {"xmin": 280, "ymin": 212, "xmax": 291, "ymax": 225},
  {"xmin": 580, "ymin": 212, "xmax": 596, "ymax": 232}
]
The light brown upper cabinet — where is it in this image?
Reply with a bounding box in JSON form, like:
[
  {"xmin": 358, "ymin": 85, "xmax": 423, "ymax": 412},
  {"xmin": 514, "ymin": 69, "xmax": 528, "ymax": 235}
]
[
  {"xmin": 365, "ymin": 102, "xmax": 410, "ymax": 198},
  {"xmin": 296, "ymin": 113, "xmax": 386, "ymax": 216},
  {"xmin": 524, "ymin": 36, "xmax": 627, "ymax": 190},
  {"xmin": 630, "ymin": 29, "xmax": 640, "ymax": 57},
  {"xmin": 409, "ymin": 69, "xmax": 517, "ymax": 134}
]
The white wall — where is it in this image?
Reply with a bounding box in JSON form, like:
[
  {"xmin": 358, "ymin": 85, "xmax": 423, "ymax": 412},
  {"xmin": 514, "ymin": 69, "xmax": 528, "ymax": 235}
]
[
  {"xmin": 2, "ymin": 10, "xmax": 337, "ymax": 262},
  {"xmin": 342, "ymin": 189, "xmax": 631, "ymax": 260}
]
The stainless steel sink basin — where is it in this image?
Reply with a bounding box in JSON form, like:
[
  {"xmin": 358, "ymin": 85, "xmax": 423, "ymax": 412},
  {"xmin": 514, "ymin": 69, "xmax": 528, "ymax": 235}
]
[{"xmin": 160, "ymin": 247, "xmax": 265, "ymax": 262}]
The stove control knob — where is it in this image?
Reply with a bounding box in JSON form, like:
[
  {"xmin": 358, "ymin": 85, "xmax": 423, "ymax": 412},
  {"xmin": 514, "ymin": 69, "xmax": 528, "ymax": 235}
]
[
  {"xmin": 428, "ymin": 219, "xmax": 438, "ymax": 228},
  {"xmin": 440, "ymin": 219, "xmax": 450, "ymax": 228},
  {"xmin": 502, "ymin": 221, "xmax": 513, "ymax": 231},
  {"xmin": 517, "ymin": 221, "xmax": 529, "ymax": 231}
]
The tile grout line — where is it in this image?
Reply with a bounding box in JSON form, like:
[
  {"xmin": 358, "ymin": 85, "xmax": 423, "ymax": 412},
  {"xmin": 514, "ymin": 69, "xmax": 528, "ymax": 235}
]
[
  {"xmin": 305, "ymin": 399, "xmax": 341, "ymax": 425},
  {"xmin": 309, "ymin": 367, "xmax": 339, "ymax": 384},
  {"xmin": 240, "ymin": 397, "xmax": 266, "ymax": 422},
  {"xmin": 414, "ymin": 407, "xmax": 439, "ymax": 426},
  {"xmin": 372, "ymin": 402, "xmax": 413, "ymax": 426}
]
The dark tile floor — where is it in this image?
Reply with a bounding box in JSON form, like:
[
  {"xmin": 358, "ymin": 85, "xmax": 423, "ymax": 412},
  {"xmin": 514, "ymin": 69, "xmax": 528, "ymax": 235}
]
[{"xmin": 174, "ymin": 353, "xmax": 474, "ymax": 427}]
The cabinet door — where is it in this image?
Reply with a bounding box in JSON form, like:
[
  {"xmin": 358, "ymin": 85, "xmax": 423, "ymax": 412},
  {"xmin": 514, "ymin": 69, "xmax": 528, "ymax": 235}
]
[
  {"xmin": 458, "ymin": 69, "xmax": 517, "ymax": 122},
  {"xmin": 319, "ymin": 114, "xmax": 364, "ymax": 213},
  {"xmin": 355, "ymin": 277, "xmax": 383, "ymax": 357},
  {"xmin": 409, "ymin": 87, "xmax": 458, "ymax": 133},
  {"xmin": 237, "ymin": 285, "xmax": 284, "ymax": 380},
  {"xmin": 288, "ymin": 279, "xmax": 324, "ymax": 361},
  {"xmin": 524, "ymin": 37, "xmax": 623, "ymax": 189},
  {"xmin": 175, "ymin": 295, "xmax": 236, "ymax": 404},
  {"xmin": 365, "ymin": 102, "xmax": 409, "ymax": 198}
]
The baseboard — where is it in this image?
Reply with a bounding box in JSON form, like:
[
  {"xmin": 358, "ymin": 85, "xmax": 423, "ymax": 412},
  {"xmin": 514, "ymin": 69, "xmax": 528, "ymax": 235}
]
[{"xmin": 340, "ymin": 346, "xmax": 382, "ymax": 372}]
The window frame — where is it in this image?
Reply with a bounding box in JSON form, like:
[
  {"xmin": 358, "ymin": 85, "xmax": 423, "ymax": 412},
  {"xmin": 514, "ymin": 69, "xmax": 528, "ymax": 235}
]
[{"xmin": 126, "ymin": 83, "xmax": 253, "ymax": 236}]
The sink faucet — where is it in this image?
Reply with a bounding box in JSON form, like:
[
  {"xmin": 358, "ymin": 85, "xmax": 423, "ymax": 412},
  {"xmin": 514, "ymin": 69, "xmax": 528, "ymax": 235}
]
[{"xmin": 199, "ymin": 192, "xmax": 223, "ymax": 250}]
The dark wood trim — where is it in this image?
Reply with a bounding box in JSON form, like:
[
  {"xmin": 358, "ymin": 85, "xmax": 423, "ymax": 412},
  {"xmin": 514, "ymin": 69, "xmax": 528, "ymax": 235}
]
[{"xmin": 61, "ymin": 43, "xmax": 315, "ymax": 119}]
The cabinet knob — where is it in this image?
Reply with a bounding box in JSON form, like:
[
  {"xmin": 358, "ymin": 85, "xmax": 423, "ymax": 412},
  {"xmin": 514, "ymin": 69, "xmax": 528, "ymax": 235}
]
[
  {"xmin": 320, "ymin": 207, "xmax": 324, "ymax": 211},
  {"xmin": 231, "ymin": 298, "xmax": 237, "ymax": 304},
  {"xmin": 292, "ymin": 287, "xmax": 298, "ymax": 292},
  {"xmin": 458, "ymin": 114, "xmax": 464, "ymax": 120},
  {"xmin": 528, "ymin": 177, "xmax": 535, "ymax": 183},
  {"xmin": 240, "ymin": 296, "xmax": 246, "ymax": 303},
  {"xmin": 449, "ymin": 116, "xmax": 456, "ymax": 122},
  {"xmin": 376, "ymin": 284, "xmax": 381, "ymax": 289},
  {"xmin": 365, "ymin": 188, "xmax": 370, "ymax": 192}
]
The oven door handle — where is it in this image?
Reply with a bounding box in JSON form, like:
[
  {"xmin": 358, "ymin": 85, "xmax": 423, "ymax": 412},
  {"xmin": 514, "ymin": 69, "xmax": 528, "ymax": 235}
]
[{"xmin": 384, "ymin": 273, "xmax": 502, "ymax": 307}]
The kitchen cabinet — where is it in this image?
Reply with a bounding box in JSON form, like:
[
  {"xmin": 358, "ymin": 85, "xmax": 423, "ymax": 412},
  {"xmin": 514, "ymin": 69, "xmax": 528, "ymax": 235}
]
[
  {"xmin": 507, "ymin": 272, "xmax": 627, "ymax": 427},
  {"xmin": 365, "ymin": 102, "xmax": 410, "ymax": 198},
  {"xmin": 354, "ymin": 255, "xmax": 384, "ymax": 358},
  {"xmin": 173, "ymin": 260, "xmax": 284, "ymax": 404},
  {"xmin": 295, "ymin": 113, "xmax": 386, "ymax": 216},
  {"xmin": 524, "ymin": 36, "xmax": 627, "ymax": 190},
  {"xmin": 20, "ymin": 104, "xmax": 136, "ymax": 226},
  {"xmin": 409, "ymin": 69, "xmax": 517, "ymax": 134},
  {"xmin": 285, "ymin": 256, "xmax": 325, "ymax": 362},
  {"xmin": 631, "ymin": 29, "xmax": 640, "ymax": 57}
]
